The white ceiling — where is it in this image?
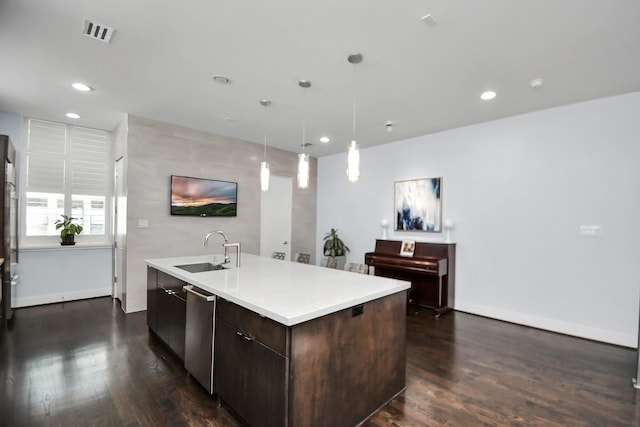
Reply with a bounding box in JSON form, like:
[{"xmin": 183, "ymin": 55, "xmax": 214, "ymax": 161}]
[{"xmin": 1, "ymin": 0, "xmax": 639, "ymax": 158}]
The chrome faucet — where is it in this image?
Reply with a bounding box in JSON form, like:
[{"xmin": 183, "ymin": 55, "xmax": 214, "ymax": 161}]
[
  {"xmin": 223, "ymin": 242, "xmax": 241, "ymax": 268},
  {"xmin": 203, "ymin": 230, "xmax": 230, "ymax": 264}
]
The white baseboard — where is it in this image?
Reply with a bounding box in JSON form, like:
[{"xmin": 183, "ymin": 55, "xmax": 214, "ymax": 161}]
[
  {"xmin": 14, "ymin": 288, "xmax": 112, "ymax": 308},
  {"xmin": 455, "ymin": 300, "xmax": 636, "ymax": 348}
]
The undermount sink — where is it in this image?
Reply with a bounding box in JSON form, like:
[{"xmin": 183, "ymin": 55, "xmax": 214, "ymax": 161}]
[{"xmin": 175, "ymin": 263, "xmax": 227, "ymax": 273}]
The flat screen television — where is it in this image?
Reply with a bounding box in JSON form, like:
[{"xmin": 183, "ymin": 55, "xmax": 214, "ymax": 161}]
[{"xmin": 170, "ymin": 175, "xmax": 237, "ymax": 217}]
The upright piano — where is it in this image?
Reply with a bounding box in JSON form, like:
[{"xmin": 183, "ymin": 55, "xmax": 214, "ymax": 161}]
[{"xmin": 365, "ymin": 240, "xmax": 456, "ymax": 317}]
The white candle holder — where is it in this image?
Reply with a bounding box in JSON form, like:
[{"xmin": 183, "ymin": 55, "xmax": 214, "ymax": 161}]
[
  {"xmin": 443, "ymin": 219, "xmax": 454, "ymax": 243},
  {"xmin": 380, "ymin": 218, "xmax": 389, "ymax": 239}
]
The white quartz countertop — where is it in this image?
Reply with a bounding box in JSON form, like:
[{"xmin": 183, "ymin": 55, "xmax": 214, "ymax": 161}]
[{"xmin": 146, "ymin": 253, "xmax": 410, "ymax": 326}]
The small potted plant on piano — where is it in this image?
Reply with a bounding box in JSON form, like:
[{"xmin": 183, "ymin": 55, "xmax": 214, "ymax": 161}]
[
  {"xmin": 54, "ymin": 215, "xmax": 83, "ymax": 246},
  {"xmin": 323, "ymin": 228, "xmax": 350, "ymax": 269}
]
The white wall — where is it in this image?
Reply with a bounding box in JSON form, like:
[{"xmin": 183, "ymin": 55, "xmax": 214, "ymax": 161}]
[
  {"xmin": 16, "ymin": 247, "xmax": 111, "ymax": 307},
  {"xmin": 1, "ymin": 112, "xmax": 113, "ymax": 307},
  {"xmin": 317, "ymin": 92, "xmax": 640, "ymax": 347},
  {"xmin": 112, "ymin": 117, "xmax": 128, "ymax": 308},
  {"xmin": 0, "ymin": 111, "xmax": 23, "ymax": 151}
]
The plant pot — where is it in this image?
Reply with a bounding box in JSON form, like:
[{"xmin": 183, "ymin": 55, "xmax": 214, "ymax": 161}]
[{"xmin": 61, "ymin": 234, "xmax": 76, "ymax": 246}]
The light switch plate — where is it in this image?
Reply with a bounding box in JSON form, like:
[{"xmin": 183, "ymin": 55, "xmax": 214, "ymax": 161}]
[{"xmin": 138, "ymin": 219, "xmax": 149, "ymax": 229}]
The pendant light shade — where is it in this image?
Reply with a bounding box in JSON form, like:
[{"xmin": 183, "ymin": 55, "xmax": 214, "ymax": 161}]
[
  {"xmin": 297, "ymin": 153, "xmax": 309, "ymax": 189},
  {"xmin": 260, "ymin": 161, "xmax": 270, "ymax": 191},
  {"xmin": 346, "ymin": 140, "xmax": 360, "ymax": 182},
  {"xmin": 259, "ymin": 99, "xmax": 271, "ymax": 192},
  {"xmin": 346, "ymin": 53, "xmax": 362, "ymax": 183},
  {"xmin": 297, "ymin": 80, "xmax": 311, "ymax": 189}
]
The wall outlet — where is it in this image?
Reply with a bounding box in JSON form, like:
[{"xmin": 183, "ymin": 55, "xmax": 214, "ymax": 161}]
[{"xmin": 579, "ymin": 225, "xmax": 602, "ymax": 237}]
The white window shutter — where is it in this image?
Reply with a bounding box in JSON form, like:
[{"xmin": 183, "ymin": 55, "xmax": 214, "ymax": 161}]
[
  {"xmin": 26, "ymin": 120, "xmax": 66, "ymax": 192},
  {"xmin": 25, "ymin": 152, "xmax": 65, "ymax": 192},
  {"xmin": 71, "ymin": 127, "xmax": 109, "ymax": 195},
  {"xmin": 23, "ymin": 118, "xmax": 112, "ymax": 241},
  {"xmin": 27, "ymin": 120, "xmax": 66, "ymax": 154}
]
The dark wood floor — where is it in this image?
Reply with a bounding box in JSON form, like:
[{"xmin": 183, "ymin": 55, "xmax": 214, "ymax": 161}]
[{"xmin": 1, "ymin": 297, "xmax": 638, "ymax": 426}]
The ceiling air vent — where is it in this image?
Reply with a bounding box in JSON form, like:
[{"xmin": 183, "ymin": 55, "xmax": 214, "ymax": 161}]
[{"xmin": 82, "ymin": 18, "xmax": 115, "ymax": 43}]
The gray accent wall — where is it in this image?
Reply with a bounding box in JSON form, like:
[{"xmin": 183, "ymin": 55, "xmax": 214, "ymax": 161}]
[{"xmin": 121, "ymin": 115, "xmax": 317, "ymax": 313}]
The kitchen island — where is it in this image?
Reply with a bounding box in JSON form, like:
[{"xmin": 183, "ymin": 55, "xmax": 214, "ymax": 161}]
[{"xmin": 146, "ymin": 253, "xmax": 410, "ymax": 427}]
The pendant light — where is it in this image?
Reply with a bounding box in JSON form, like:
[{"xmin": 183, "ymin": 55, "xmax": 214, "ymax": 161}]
[
  {"xmin": 346, "ymin": 53, "xmax": 362, "ymax": 183},
  {"xmin": 297, "ymin": 79, "xmax": 311, "ymax": 189},
  {"xmin": 297, "ymin": 153, "xmax": 309, "ymax": 189},
  {"xmin": 259, "ymin": 99, "xmax": 271, "ymax": 192}
]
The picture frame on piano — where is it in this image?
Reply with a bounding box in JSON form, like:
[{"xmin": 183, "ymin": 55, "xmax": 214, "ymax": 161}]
[
  {"xmin": 400, "ymin": 240, "xmax": 415, "ymax": 257},
  {"xmin": 395, "ymin": 177, "xmax": 442, "ymax": 232}
]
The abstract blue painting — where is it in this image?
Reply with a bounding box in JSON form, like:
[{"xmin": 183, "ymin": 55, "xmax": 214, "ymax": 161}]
[{"xmin": 394, "ymin": 177, "xmax": 442, "ymax": 232}]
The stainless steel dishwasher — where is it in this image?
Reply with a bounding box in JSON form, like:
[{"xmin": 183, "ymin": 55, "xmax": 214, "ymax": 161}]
[{"xmin": 183, "ymin": 285, "xmax": 216, "ymax": 394}]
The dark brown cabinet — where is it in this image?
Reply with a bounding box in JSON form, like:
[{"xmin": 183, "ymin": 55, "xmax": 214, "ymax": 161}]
[
  {"xmin": 215, "ymin": 298, "xmax": 287, "ymax": 427},
  {"xmin": 147, "ymin": 267, "xmax": 186, "ymax": 360},
  {"xmin": 146, "ymin": 266, "xmax": 158, "ymax": 331},
  {"xmin": 215, "ymin": 291, "xmax": 407, "ymax": 427}
]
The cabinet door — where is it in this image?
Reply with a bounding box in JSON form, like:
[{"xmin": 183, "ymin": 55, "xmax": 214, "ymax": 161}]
[
  {"xmin": 216, "ymin": 321, "xmax": 250, "ymax": 418},
  {"xmin": 158, "ymin": 270, "xmax": 184, "ymax": 292},
  {"xmin": 153, "ymin": 270, "xmax": 187, "ymax": 360},
  {"xmin": 170, "ymin": 292, "xmax": 186, "ymax": 361},
  {"xmin": 216, "ymin": 320, "xmax": 287, "ymax": 427},
  {"xmin": 217, "ymin": 298, "xmax": 287, "ymax": 355},
  {"xmin": 246, "ymin": 337, "xmax": 287, "ymax": 426},
  {"xmin": 146, "ymin": 266, "xmax": 158, "ymax": 332},
  {"xmin": 156, "ymin": 285, "xmax": 186, "ymax": 361},
  {"xmin": 156, "ymin": 288, "xmax": 172, "ymax": 346}
]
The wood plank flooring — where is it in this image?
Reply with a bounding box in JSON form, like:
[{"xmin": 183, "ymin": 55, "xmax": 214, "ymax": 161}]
[{"xmin": 1, "ymin": 297, "xmax": 638, "ymax": 426}]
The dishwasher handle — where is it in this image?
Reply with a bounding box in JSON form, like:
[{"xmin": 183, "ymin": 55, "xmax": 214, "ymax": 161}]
[{"xmin": 183, "ymin": 285, "xmax": 215, "ymax": 302}]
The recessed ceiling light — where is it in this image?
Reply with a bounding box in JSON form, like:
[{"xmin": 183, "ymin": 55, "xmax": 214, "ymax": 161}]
[
  {"xmin": 212, "ymin": 75, "xmax": 230, "ymax": 84},
  {"xmin": 224, "ymin": 117, "xmax": 236, "ymax": 122},
  {"xmin": 530, "ymin": 78, "xmax": 544, "ymax": 88},
  {"xmin": 66, "ymin": 112, "xmax": 80, "ymax": 119},
  {"xmin": 480, "ymin": 91, "xmax": 497, "ymax": 101},
  {"xmin": 72, "ymin": 82, "xmax": 93, "ymax": 92},
  {"xmin": 319, "ymin": 136, "xmax": 330, "ymax": 143},
  {"xmin": 421, "ymin": 14, "xmax": 436, "ymax": 26}
]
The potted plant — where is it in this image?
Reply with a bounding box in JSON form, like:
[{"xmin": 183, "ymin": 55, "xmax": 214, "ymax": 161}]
[
  {"xmin": 54, "ymin": 215, "xmax": 83, "ymax": 246},
  {"xmin": 323, "ymin": 228, "xmax": 350, "ymax": 269}
]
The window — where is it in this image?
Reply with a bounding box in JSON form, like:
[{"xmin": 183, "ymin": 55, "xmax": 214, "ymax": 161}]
[
  {"xmin": 90, "ymin": 200, "xmax": 104, "ymax": 209},
  {"xmin": 23, "ymin": 119, "xmax": 112, "ymax": 246},
  {"xmin": 27, "ymin": 197, "xmax": 48, "ymax": 207},
  {"xmin": 24, "ymin": 192, "xmax": 64, "ymax": 236}
]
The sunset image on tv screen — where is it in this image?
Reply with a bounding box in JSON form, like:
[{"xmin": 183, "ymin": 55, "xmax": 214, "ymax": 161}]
[{"xmin": 171, "ymin": 175, "xmax": 237, "ymax": 216}]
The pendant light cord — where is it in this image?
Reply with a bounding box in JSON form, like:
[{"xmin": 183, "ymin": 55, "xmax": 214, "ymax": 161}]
[
  {"xmin": 302, "ymin": 87, "xmax": 307, "ymax": 153},
  {"xmin": 263, "ymin": 104, "xmax": 267, "ymax": 159},
  {"xmin": 352, "ymin": 62, "xmax": 357, "ymax": 141},
  {"xmin": 260, "ymin": 99, "xmax": 271, "ymax": 160}
]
